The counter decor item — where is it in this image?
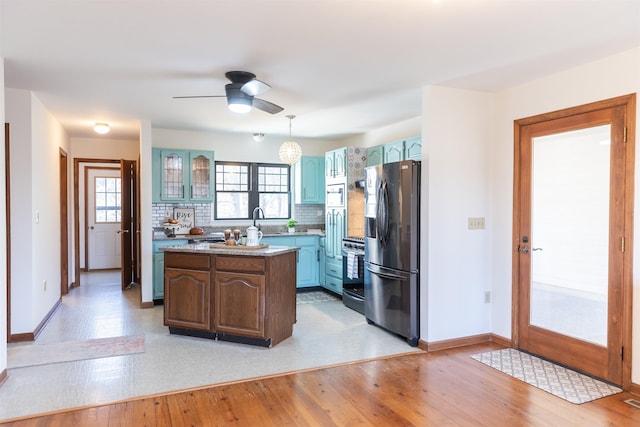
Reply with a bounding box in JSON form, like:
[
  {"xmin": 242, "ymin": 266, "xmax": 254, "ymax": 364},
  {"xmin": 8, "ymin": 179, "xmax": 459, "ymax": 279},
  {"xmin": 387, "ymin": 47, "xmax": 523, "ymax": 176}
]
[
  {"xmin": 287, "ymin": 218, "xmax": 297, "ymax": 233},
  {"xmin": 246, "ymin": 225, "xmax": 263, "ymax": 246},
  {"xmin": 172, "ymin": 208, "xmax": 195, "ymax": 235}
]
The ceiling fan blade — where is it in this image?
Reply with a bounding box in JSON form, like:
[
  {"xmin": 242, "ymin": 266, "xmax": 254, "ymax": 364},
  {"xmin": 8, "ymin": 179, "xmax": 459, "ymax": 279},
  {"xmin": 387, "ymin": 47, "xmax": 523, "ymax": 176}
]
[
  {"xmin": 253, "ymin": 98, "xmax": 284, "ymax": 114},
  {"xmin": 241, "ymin": 79, "xmax": 271, "ymax": 97},
  {"xmin": 173, "ymin": 95, "xmax": 225, "ymax": 99}
]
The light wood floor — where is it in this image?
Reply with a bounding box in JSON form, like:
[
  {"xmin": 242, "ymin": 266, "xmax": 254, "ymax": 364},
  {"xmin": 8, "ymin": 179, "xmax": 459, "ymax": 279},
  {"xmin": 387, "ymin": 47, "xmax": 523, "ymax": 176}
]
[{"xmin": 2, "ymin": 343, "xmax": 639, "ymax": 426}]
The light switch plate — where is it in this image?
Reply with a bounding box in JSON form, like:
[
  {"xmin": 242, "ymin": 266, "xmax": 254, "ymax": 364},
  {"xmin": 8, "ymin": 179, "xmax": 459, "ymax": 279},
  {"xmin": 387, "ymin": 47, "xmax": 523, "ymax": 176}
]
[{"xmin": 468, "ymin": 217, "xmax": 485, "ymax": 230}]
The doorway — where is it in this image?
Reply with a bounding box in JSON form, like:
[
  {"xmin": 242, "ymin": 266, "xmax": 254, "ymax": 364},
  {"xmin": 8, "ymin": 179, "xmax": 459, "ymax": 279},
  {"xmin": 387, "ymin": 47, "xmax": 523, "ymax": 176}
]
[
  {"xmin": 512, "ymin": 94, "xmax": 635, "ymax": 387},
  {"xmin": 73, "ymin": 158, "xmax": 138, "ymax": 292}
]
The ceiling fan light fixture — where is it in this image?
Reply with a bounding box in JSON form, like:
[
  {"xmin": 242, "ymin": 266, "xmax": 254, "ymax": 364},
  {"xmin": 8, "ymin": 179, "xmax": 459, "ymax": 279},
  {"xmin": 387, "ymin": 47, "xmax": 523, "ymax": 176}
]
[
  {"xmin": 94, "ymin": 122, "xmax": 110, "ymax": 134},
  {"xmin": 228, "ymin": 97, "xmax": 252, "ymax": 113},
  {"xmin": 279, "ymin": 115, "xmax": 302, "ymax": 165}
]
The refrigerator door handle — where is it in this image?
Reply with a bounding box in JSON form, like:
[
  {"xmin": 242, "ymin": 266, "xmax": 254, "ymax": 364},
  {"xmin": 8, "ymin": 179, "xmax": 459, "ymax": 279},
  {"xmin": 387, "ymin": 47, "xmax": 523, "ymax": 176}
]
[
  {"xmin": 366, "ymin": 266, "xmax": 405, "ymax": 281},
  {"xmin": 376, "ymin": 179, "xmax": 389, "ymax": 248}
]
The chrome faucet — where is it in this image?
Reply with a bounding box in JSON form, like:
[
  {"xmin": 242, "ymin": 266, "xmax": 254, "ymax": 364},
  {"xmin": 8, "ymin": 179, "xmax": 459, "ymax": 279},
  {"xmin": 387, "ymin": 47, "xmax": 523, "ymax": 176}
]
[{"xmin": 252, "ymin": 207, "xmax": 265, "ymax": 229}]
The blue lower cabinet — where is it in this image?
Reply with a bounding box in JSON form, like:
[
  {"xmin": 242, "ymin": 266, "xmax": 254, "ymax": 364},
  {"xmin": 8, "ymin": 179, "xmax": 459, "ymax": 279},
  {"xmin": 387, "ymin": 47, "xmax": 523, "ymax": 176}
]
[
  {"xmin": 153, "ymin": 239, "xmax": 188, "ymax": 301},
  {"xmin": 323, "ymin": 256, "xmax": 343, "ymax": 295},
  {"xmin": 262, "ymin": 235, "xmax": 320, "ymax": 288}
]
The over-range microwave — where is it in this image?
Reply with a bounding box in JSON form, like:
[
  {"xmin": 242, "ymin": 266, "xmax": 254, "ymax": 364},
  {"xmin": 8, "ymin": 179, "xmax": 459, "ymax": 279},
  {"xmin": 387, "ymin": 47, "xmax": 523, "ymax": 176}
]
[{"xmin": 326, "ymin": 183, "xmax": 345, "ymax": 207}]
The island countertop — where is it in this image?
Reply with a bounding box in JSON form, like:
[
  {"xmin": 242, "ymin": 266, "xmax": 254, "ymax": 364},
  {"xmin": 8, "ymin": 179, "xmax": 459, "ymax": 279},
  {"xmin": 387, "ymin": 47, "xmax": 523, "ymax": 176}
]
[{"xmin": 161, "ymin": 243, "xmax": 299, "ymax": 257}]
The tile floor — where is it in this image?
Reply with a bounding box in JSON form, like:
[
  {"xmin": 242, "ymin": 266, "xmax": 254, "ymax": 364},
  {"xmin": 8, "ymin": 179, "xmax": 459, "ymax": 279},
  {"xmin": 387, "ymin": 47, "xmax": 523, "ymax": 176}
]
[{"xmin": 0, "ymin": 271, "xmax": 421, "ymax": 421}]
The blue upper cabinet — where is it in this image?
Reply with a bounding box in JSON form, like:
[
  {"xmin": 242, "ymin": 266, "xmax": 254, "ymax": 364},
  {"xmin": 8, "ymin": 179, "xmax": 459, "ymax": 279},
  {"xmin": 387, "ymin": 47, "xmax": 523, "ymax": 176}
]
[
  {"xmin": 189, "ymin": 151, "xmax": 214, "ymax": 202},
  {"xmin": 366, "ymin": 146, "xmax": 383, "ymax": 167},
  {"xmin": 383, "ymin": 139, "xmax": 405, "ymax": 164},
  {"xmin": 325, "ymin": 147, "xmax": 347, "ymax": 178},
  {"xmin": 152, "ymin": 148, "xmax": 214, "ymax": 203},
  {"xmin": 295, "ymin": 156, "xmax": 326, "ymax": 204},
  {"xmin": 404, "ymin": 136, "xmax": 422, "ymax": 161},
  {"xmin": 364, "ymin": 136, "xmax": 422, "ymax": 167}
]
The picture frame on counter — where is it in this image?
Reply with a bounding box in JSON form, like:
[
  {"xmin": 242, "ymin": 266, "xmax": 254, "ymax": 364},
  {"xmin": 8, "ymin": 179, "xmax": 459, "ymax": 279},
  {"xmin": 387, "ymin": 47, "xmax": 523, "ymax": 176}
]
[{"xmin": 173, "ymin": 207, "xmax": 195, "ymax": 234}]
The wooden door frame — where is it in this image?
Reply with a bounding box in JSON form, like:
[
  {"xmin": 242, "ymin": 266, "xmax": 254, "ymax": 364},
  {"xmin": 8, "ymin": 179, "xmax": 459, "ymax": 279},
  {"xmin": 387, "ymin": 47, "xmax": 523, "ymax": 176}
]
[
  {"xmin": 60, "ymin": 148, "xmax": 69, "ymax": 295},
  {"xmin": 512, "ymin": 94, "xmax": 635, "ymax": 389}
]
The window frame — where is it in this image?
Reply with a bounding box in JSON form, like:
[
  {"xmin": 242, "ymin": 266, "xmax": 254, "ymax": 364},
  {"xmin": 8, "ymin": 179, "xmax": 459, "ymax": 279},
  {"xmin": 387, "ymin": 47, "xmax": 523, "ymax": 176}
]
[{"xmin": 214, "ymin": 161, "xmax": 291, "ymax": 220}]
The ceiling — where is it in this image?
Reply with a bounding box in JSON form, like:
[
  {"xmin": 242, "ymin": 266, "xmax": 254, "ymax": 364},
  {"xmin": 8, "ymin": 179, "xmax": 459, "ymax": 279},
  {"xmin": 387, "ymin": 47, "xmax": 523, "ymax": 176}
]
[{"xmin": 2, "ymin": 0, "xmax": 639, "ymax": 141}]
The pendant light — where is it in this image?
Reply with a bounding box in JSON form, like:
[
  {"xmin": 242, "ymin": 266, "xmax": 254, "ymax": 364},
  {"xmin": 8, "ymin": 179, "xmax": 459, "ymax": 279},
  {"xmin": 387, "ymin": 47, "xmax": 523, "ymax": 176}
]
[{"xmin": 278, "ymin": 115, "xmax": 302, "ymax": 165}]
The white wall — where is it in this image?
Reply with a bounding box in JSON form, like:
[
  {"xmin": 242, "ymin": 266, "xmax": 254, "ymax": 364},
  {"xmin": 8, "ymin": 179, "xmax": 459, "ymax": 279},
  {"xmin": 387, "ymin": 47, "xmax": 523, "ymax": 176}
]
[
  {"xmin": 340, "ymin": 116, "xmax": 421, "ymax": 148},
  {"xmin": 491, "ymin": 47, "xmax": 640, "ymax": 381},
  {"xmin": 152, "ymin": 128, "xmax": 344, "ymax": 161},
  {"xmin": 422, "ymin": 86, "xmax": 495, "ymax": 342},
  {"xmin": 140, "ymin": 121, "xmax": 153, "ymax": 304},
  {"xmin": 0, "ymin": 53, "xmax": 8, "ymax": 376},
  {"xmin": 5, "ymin": 89, "xmax": 69, "ymax": 334}
]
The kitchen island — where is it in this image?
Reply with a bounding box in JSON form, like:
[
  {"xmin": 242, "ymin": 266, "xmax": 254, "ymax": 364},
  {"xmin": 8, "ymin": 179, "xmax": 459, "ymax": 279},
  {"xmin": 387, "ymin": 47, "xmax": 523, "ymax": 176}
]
[{"xmin": 161, "ymin": 243, "xmax": 299, "ymax": 347}]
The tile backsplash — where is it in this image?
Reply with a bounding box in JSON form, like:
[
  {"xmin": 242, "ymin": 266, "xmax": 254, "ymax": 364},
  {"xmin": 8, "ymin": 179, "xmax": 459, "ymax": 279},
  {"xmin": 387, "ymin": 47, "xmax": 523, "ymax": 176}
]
[{"xmin": 152, "ymin": 203, "xmax": 325, "ymax": 228}]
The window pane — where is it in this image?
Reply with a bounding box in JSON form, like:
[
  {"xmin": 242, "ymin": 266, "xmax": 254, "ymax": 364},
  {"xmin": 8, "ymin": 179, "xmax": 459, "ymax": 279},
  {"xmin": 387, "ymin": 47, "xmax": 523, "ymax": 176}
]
[
  {"xmin": 217, "ymin": 193, "xmax": 249, "ymax": 219},
  {"xmin": 260, "ymin": 193, "xmax": 288, "ymax": 218},
  {"xmin": 95, "ymin": 176, "xmax": 121, "ymax": 224}
]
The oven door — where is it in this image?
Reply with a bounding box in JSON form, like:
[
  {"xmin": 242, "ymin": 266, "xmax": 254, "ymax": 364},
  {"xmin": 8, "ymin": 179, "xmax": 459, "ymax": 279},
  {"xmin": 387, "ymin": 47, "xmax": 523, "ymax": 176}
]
[{"xmin": 342, "ymin": 247, "xmax": 365, "ymax": 314}]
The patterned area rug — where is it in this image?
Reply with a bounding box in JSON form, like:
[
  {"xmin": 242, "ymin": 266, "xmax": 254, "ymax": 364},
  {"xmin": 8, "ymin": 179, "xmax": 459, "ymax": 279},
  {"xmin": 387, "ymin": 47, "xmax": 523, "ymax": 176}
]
[
  {"xmin": 8, "ymin": 335, "xmax": 145, "ymax": 369},
  {"xmin": 296, "ymin": 291, "xmax": 340, "ymax": 304},
  {"xmin": 471, "ymin": 348, "xmax": 622, "ymax": 404}
]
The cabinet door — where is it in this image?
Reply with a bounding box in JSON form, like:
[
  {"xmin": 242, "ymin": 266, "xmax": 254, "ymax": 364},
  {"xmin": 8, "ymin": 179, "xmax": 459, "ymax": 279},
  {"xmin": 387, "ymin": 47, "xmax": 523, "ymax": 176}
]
[
  {"xmin": 296, "ymin": 156, "xmax": 325, "ymax": 204},
  {"xmin": 367, "ymin": 146, "xmax": 383, "ymax": 166},
  {"xmin": 164, "ymin": 268, "xmax": 211, "ymax": 330},
  {"xmin": 296, "ymin": 244, "xmax": 319, "ymax": 287},
  {"xmin": 383, "ymin": 140, "xmax": 405, "ymax": 164},
  {"xmin": 153, "ymin": 252, "xmax": 164, "ymax": 299},
  {"xmin": 405, "ymin": 137, "xmax": 422, "ymax": 161},
  {"xmin": 318, "ymin": 246, "xmax": 325, "ymax": 286},
  {"xmin": 159, "ymin": 150, "xmax": 188, "ymax": 201},
  {"xmin": 215, "ymin": 271, "xmax": 265, "ymax": 337},
  {"xmin": 325, "ymin": 210, "xmax": 335, "ymax": 258},
  {"xmin": 333, "ymin": 209, "xmax": 345, "ymax": 257},
  {"xmin": 333, "ymin": 148, "xmax": 347, "ymax": 177},
  {"xmin": 189, "ymin": 151, "xmax": 214, "ymax": 202}
]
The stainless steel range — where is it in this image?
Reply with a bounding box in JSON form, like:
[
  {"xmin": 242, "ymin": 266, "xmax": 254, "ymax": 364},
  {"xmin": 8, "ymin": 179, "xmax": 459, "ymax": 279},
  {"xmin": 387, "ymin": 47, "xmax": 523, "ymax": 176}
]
[{"xmin": 342, "ymin": 236, "xmax": 365, "ymax": 314}]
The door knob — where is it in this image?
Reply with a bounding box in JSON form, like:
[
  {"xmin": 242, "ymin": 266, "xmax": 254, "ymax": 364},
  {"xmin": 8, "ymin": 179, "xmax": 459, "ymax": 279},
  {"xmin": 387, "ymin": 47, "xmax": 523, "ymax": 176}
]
[
  {"xmin": 117, "ymin": 229, "xmax": 129, "ymax": 234},
  {"xmin": 518, "ymin": 245, "xmax": 529, "ymax": 254}
]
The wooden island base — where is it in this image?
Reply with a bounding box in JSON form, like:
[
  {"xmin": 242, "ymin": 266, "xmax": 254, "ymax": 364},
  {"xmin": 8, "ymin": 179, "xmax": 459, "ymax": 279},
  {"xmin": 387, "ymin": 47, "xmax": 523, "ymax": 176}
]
[{"xmin": 162, "ymin": 245, "xmax": 298, "ymax": 348}]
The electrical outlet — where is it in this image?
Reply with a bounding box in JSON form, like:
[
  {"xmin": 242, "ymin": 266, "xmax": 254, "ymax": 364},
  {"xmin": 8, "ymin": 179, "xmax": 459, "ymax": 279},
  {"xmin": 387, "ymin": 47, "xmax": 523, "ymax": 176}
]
[
  {"xmin": 484, "ymin": 291, "xmax": 491, "ymax": 303},
  {"xmin": 468, "ymin": 217, "xmax": 485, "ymax": 230},
  {"xmin": 43, "ymin": 280, "xmax": 47, "ymax": 291}
]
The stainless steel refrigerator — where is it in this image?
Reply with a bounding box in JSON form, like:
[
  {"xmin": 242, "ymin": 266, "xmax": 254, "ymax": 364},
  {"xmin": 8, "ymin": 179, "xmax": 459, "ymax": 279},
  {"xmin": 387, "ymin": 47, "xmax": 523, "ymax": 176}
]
[{"xmin": 364, "ymin": 159, "xmax": 420, "ymax": 346}]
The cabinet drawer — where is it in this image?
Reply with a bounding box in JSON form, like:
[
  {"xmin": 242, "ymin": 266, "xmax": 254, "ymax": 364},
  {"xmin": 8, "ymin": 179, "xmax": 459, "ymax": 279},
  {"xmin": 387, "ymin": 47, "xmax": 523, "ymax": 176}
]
[
  {"xmin": 165, "ymin": 252, "xmax": 211, "ymax": 270},
  {"xmin": 325, "ymin": 257, "xmax": 343, "ymax": 279},
  {"xmin": 215, "ymin": 255, "xmax": 265, "ymax": 273},
  {"xmin": 324, "ymin": 275, "xmax": 343, "ymax": 294}
]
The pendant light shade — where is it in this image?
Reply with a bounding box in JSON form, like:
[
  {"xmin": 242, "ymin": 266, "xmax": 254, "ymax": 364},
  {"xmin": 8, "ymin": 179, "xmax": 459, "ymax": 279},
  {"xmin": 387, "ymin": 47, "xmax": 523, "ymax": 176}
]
[{"xmin": 279, "ymin": 115, "xmax": 302, "ymax": 165}]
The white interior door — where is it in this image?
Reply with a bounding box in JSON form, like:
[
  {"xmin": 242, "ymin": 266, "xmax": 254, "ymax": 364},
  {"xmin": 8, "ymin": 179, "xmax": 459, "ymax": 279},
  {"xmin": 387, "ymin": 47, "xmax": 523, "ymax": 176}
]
[{"xmin": 88, "ymin": 168, "xmax": 121, "ymax": 270}]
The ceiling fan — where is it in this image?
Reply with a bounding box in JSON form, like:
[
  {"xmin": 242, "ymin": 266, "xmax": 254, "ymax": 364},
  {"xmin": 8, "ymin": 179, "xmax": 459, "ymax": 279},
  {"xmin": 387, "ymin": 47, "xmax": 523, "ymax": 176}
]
[{"xmin": 174, "ymin": 71, "xmax": 284, "ymax": 114}]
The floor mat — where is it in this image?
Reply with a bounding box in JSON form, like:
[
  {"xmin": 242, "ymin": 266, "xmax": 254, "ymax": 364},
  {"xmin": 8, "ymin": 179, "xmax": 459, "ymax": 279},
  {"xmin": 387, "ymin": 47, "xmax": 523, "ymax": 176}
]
[
  {"xmin": 471, "ymin": 348, "xmax": 622, "ymax": 404},
  {"xmin": 296, "ymin": 291, "xmax": 340, "ymax": 304},
  {"xmin": 8, "ymin": 335, "xmax": 145, "ymax": 369}
]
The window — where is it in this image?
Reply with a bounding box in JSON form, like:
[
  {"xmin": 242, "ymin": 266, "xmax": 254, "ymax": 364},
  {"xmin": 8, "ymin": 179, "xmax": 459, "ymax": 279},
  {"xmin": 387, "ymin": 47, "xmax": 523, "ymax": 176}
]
[
  {"xmin": 94, "ymin": 176, "xmax": 121, "ymax": 223},
  {"xmin": 215, "ymin": 161, "xmax": 290, "ymax": 220}
]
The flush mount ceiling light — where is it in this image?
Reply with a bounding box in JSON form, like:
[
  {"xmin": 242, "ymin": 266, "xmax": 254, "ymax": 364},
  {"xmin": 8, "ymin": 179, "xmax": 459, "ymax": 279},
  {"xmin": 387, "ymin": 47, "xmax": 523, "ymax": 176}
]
[
  {"xmin": 253, "ymin": 133, "xmax": 265, "ymax": 142},
  {"xmin": 279, "ymin": 115, "xmax": 302, "ymax": 165},
  {"xmin": 93, "ymin": 122, "xmax": 110, "ymax": 134}
]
